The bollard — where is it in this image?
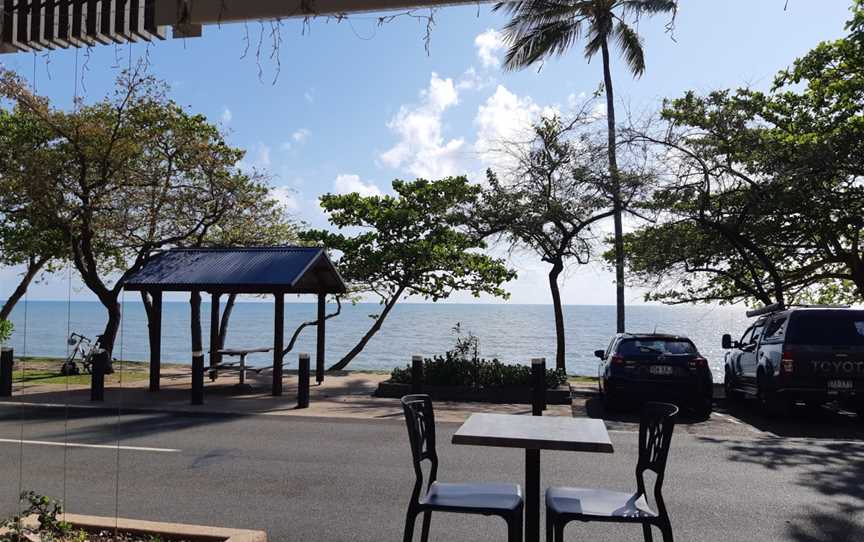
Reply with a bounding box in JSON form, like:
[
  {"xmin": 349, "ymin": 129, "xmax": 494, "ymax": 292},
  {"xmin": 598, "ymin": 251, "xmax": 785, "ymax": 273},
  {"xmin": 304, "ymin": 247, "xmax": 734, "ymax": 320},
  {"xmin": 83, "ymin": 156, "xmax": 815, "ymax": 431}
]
[
  {"xmin": 1, "ymin": 348, "xmax": 13, "ymax": 397},
  {"xmin": 531, "ymin": 358, "xmax": 546, "ymax": 416},
  {"xmin": 411, "ymin": 355, "xmax": 423, "ymax": 394},
  {"xmin": 191, "ymin": 350, "xmax": 204, "ymax": 405},
  {"xmin": 90, "ymin": 349, "xmax": 108, "ymax": 402},
  {"xmin": 298, "ymin": 353, "xmax": 310, "ymax": 409}
]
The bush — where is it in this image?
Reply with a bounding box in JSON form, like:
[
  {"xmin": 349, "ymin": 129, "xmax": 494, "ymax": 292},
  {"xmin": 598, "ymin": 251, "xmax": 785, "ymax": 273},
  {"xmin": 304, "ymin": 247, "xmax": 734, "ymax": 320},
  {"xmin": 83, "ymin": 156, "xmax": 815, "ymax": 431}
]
[
  {"xmin": 0, "ymin": 319, "xmax": 12, "ymax": 344},
  {"xmin": 390, "ymin": 354, "xmax": 567, "ymax": 390}
]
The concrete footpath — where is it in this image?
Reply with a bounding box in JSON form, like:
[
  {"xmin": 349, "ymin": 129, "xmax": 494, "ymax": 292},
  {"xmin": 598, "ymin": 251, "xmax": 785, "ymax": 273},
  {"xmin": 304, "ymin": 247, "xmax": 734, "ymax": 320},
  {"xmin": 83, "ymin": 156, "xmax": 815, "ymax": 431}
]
[{"xmin": 1, "ymin": 366, "xmax": 573, "ymax": 422}]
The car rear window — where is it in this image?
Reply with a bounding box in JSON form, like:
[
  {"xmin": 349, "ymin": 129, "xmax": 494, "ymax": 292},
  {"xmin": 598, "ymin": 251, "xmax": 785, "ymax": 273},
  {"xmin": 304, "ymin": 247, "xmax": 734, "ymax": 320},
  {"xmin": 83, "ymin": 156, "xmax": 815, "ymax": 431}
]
[
  {"xmin": 618, "ymin": 339, "xmax": 697, "ymax": 356},
  {"xmin": 787, "ymin": 311, "xmax": 864, "ymax": 346}
]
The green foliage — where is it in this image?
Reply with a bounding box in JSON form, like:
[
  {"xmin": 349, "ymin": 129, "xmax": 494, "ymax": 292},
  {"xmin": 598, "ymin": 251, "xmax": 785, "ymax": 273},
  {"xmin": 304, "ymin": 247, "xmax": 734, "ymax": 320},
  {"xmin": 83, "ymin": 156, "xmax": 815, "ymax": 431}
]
[
  {"xmin": 0, "ymin": 491, "xmax": 72, "ymax": 541},
  {"xmin": 303, "ymin": 176, "xmax": 515, "ymax": 303},
  {"xmin": 0, "ymin": 320, "xmax": 12, "ymax": 343},
  {"xmin": 620, "ymin": 1, "xmax": 864, "ymax": 306},
  {"xmin": 493, "ymin": 0, "xmax": 678, "ymax": 77},
  {"xmin": 389, "ymin": 325, "xmax": 567, "ymax": 389}
]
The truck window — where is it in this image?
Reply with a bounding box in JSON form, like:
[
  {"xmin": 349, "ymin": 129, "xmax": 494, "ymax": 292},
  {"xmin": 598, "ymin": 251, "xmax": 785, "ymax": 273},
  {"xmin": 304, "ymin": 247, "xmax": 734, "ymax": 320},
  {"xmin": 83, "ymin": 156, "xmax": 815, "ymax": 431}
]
[
  {"xmin": 787, "ymin": 311, "xmax": 864, "ymax": 346},
  {"xmin": 763, "ymin": 317, "xmax": 788, "ymax": 341},
  {"xmin": 749, "ymin": 324, "xmax": 765, "ymax": 345},
  {"xmin": 739, "ymin": 327, "xmax": 754, "ymax": 345}
]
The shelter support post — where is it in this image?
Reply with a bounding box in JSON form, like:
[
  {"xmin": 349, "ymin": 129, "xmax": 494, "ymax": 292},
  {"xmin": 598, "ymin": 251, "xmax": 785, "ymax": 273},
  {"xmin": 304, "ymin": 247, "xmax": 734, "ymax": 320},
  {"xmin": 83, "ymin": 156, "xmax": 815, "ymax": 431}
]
[
  {"xmin": 316, "ymin": 293, "xmax": 325, "ymax": 384},
  {"xmin": 192, "ymin": 350, "xmax": 204, "ymax": 405},
  {"xmin": 210, "ymin": 293, "xmax": 221, "ymax": 369},
  {"xmin": 191, "ymin": 290, "xmax": 204, "ymax": 405},
  {"xmin": 298, "ymin": 353, "xmax": 310, "ymax": 408},
  {"xmin": 148, "ymin": 290, "xmax": 162, "ymax": 392},
  {"xmin": 273, "ymin": 293, "xmax": 284, "ymax": 396}
]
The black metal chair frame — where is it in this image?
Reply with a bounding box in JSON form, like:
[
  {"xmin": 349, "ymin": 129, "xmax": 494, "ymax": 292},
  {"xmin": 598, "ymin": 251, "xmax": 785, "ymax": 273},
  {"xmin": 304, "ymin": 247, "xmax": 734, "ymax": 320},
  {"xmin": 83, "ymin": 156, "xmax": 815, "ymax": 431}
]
[
  {"xmin": 401, "ymin": 394, "xmax": 524, "ymax": 542},
  {"xmin": 546, "ymin": 402, "xmax": 679, "ymax": 542}
]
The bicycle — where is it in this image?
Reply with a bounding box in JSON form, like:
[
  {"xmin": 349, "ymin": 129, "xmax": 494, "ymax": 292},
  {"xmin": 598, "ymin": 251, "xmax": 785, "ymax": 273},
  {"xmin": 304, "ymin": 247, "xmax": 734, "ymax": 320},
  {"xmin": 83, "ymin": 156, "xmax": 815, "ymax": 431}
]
[{"xmin": 60, "ymin": 333, "xmax": 102, "ymax": 376}]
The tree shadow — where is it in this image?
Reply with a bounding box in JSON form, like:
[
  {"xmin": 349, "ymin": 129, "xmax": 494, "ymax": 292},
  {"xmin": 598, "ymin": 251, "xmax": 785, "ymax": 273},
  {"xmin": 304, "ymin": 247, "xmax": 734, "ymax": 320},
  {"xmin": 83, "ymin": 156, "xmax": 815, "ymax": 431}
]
[{"xmin": 717, "ymin": 398, "xmax": 864, "ymax": 439}]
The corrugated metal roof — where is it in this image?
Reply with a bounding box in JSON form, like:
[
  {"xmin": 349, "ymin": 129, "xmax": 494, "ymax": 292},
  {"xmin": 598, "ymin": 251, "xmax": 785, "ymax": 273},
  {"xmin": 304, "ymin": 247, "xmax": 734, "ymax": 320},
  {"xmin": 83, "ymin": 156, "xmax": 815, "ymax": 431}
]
[{"xmin": 124, "ymin": 247, "xmax": 346, "ymax": 294}]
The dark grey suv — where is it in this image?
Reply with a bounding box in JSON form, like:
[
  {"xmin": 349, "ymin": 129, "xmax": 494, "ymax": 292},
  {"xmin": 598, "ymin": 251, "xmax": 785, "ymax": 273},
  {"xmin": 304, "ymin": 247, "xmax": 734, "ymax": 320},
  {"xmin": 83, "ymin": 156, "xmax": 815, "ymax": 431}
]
[{"xmin": 722, "ymin": 306, "xmax": 864, "ymax": 415}]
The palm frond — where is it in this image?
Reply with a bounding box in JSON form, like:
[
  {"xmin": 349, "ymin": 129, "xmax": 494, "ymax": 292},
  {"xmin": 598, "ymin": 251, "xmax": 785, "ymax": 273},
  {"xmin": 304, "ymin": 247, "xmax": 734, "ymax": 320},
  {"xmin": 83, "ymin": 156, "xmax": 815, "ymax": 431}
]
[
  {"xmin": 613, "ymin": 21, "xmax": 645, "ymax": 77},
  {"xmin": 503, "ymin": 20, "xmax": 584, "ymax": 70},
  {"xmin": 618, "ymin": 0, "xmax": 677, "ymax": 15}
]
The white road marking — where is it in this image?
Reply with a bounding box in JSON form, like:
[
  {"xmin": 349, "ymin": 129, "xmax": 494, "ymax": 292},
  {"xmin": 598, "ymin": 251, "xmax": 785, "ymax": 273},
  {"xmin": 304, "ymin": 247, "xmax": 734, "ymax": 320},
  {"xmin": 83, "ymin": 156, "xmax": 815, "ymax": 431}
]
[
  {"xmin": 0, "ymin": 438, "xmax": 180, "ymax": 453},
  {"xmin": 712, "ymin": 412, "xmax": 743, "ymax": 425}
]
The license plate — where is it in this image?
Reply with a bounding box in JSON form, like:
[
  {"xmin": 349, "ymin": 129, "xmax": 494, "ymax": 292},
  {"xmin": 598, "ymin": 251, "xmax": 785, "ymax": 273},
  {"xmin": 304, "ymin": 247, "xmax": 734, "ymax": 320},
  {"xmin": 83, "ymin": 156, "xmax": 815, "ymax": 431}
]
[
  {"xmin": 649, "ymin": 365, "xmax": 674, "ymax": 376},
  {"xmin": 828, "ymin": 379, "xmax": 853, "ymax": 390}
]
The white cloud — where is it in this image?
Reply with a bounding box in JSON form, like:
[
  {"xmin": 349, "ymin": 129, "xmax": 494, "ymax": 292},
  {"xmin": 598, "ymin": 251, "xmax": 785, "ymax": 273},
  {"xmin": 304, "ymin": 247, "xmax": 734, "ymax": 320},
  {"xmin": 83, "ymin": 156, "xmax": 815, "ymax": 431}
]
[
  {"xmin": 475, "ymin": 29, "xmax": 506, "ymax": 69},
  {"xmin": 380, "ymin": 73, "xmax": 465, "ymax": 179},
  {"xmin": 221, "ymin": 107, "xmax": 232, "ymax": 124},
  {"xmin": 269, "ymin": 186, "xmax": 300, "ymax": 211},
  {"xmin": 456, "ymin": 66, "xmax": 494, "ymax": 91},
  {"xmin": 474, "ymin": 85, "xmax": 544, "ymax": 168},
  {"xmin": 333, "ymin": 174, "xmax": 383, "ymax": 197},
  {"xmin": 304, "ymin": 89, "xmax": 315, "ymax": 103},
  {"xmin": 238, "ymin": 142, "xmax": 271, "ymax": 172},
  {"xmin": 292, "ymin": 128, "xmax": 311, "ymax": 143}
]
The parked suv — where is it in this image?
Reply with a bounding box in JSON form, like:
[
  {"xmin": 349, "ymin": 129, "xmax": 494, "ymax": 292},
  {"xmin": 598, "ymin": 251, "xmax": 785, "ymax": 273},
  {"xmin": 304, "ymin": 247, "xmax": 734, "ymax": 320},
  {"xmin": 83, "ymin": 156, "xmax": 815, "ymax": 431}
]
[
  {"xmin": 722, "ymin": 306, "xmax": 864, "ymax": 415},
  {"xmin": 596, "ymin": 333, "xmax": 713, "ymax": 418}
]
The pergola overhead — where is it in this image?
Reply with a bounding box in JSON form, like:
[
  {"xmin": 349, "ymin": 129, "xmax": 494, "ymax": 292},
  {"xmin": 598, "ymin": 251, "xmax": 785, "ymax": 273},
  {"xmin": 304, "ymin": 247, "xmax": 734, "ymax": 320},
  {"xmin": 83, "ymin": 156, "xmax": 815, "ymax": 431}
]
[
  {"xmin": 1, "ymin": 0, "xmax": 492, "ymax": 53},
  {"xmin": 124, "ymin": 246, "xmax": 347, "ymax": 403}
]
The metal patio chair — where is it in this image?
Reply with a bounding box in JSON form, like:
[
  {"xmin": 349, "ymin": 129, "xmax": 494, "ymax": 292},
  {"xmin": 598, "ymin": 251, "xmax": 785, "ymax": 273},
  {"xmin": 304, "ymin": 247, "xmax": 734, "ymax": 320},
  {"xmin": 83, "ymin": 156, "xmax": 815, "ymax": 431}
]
[
  {"xmin": 401, "ymin": 394, "xmax": 524, "ymax": 542},
  {"xmin": 545, "ymin": 402, "xmax": 679, "ymax": 542}
]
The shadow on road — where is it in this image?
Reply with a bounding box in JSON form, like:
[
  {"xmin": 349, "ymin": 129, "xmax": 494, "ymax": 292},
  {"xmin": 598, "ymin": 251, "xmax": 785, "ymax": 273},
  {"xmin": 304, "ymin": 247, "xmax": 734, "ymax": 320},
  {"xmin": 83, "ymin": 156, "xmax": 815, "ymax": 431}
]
[
  {"xmin": 717, "ymin": 398, "xmax": 864, "ymax": 439},
  {"xmin": 700, "ymin": 434, "xmax": 864, "ymax": 541}
]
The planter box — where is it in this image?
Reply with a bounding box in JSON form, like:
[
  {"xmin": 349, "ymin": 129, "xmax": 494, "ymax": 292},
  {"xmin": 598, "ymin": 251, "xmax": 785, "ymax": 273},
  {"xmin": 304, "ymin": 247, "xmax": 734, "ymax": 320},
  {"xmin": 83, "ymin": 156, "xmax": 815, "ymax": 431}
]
[
  {"xmin": 6, "ymin": 514, "xmax": 267, "ymax": 541},
  {"xmin": 375, "ymin": 381, "xmax": 572, "ymax": 405}
]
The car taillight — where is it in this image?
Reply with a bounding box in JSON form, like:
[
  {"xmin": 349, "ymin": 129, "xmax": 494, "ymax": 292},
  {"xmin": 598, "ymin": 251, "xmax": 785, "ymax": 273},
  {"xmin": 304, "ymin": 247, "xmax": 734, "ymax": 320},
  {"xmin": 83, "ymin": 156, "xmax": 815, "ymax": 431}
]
[
  {"xmin": 610, "ymin": 354, "xmax": 625, "ymax": 366},
  {"xmin": 688, "ymin": 357, "xmax": 708, "ymax": 369},
  {"xmin": 781, "ymin": 352, "xmax": 794, "ymax": 375}
]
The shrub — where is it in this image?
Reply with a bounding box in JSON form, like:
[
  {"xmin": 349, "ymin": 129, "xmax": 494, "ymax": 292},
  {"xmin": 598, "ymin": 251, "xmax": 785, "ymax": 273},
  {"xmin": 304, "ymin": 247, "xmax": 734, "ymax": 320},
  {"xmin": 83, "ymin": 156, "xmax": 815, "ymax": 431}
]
[
  {"xmin": 390, "ymin": 355, "xmax": 567, "ymax": 389},
  {"xmin": 0, "ymin": 320, "xmax": 12, "ymax": 344}
]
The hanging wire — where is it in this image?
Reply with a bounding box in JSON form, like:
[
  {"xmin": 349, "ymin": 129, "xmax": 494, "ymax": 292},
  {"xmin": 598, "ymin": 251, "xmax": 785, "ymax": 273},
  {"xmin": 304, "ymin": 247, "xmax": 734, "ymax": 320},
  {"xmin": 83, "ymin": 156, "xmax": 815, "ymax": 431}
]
[{"xmin": 62, "ymin": 262, "xmax": 73, "ymax": 514}]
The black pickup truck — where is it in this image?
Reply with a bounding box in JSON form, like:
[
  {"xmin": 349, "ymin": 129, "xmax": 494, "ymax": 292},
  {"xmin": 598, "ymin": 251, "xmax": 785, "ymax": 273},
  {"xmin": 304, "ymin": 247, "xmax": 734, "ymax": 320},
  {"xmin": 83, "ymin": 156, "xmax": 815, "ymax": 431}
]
[{"xmin": 722, "ymin": 306, "xmax": 864, "ymax": 415}]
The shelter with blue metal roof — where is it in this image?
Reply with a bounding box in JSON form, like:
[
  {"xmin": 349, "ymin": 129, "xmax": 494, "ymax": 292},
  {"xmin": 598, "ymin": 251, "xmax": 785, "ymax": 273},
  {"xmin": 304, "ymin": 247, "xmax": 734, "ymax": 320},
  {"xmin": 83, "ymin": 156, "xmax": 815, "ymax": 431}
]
[{"xmin": 124, "ymin": 247, "xmax": 347, "ymax": 403}]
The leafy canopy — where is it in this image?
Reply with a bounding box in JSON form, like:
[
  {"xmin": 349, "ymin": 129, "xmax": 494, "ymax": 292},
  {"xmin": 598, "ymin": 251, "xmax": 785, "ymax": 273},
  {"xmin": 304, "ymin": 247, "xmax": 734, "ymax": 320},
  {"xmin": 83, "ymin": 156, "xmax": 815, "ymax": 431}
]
[{"xmin": 302, "ymin": 177, "xmax": 516, "ymax": 302}]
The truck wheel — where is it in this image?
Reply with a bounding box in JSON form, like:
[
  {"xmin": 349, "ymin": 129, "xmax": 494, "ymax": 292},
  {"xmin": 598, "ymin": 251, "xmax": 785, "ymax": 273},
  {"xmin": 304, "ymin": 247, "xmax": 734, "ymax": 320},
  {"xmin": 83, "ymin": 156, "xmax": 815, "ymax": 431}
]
[
  {"xmin": 724, "ymin": 370, "xmax": 742, "ymax": 402},
  {"xmin": 757, "ymin": 375, "xmax": 789, "ymax": 417}
]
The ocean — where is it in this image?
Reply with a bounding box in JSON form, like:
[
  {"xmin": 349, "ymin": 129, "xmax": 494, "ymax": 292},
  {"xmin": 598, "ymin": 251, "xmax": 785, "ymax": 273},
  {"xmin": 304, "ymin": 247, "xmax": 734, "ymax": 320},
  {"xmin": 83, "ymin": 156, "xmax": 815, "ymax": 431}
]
[{"xmin": 1, "ymin": 300, "xmax": 750, "ymax": 379}]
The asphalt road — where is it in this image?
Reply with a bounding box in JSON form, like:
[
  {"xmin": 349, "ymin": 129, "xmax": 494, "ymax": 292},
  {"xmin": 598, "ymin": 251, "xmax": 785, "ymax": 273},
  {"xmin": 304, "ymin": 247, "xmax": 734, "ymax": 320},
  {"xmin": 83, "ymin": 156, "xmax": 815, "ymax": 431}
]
[{"xmin": 0, "ymin": 403, "xmax": 863, "ymax": 542}]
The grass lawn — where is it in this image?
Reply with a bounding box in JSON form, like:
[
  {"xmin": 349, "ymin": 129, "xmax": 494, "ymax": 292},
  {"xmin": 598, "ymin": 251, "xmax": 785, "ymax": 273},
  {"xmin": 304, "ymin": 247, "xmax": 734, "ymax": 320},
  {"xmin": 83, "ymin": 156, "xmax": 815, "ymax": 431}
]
[
  {"xmin": 12, "ymin": 357, "xmax": 153, "ymax": 385},
  {"xmin": 568, "ymin": 375, "xmax": 598, "ymax": 385}
]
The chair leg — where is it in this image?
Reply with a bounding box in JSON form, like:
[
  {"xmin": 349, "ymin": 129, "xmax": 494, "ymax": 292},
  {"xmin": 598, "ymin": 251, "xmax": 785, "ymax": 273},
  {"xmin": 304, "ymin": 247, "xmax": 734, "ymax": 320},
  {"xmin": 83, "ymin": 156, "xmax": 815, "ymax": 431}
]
[
  {"xmin": 642, "ymin": 522, "xmax": 654, "ymax": 542},
  {"xmin": 554, "ymin": 519, "xmax": 565, "ymax": 542},
  {"xmin": 659, "ymin": 519, "xmax": 674, "ymax": 542},
  {"xmin": 507, "ymin": 510, "xmax": 523, "ymax": 542},
  {"xmin": 420, "ymin": 511, "xmax": 432, "ymax": 542},
  {"xmin": 403, "ymin": 508, "xmax": 418, "ymax": 542}
]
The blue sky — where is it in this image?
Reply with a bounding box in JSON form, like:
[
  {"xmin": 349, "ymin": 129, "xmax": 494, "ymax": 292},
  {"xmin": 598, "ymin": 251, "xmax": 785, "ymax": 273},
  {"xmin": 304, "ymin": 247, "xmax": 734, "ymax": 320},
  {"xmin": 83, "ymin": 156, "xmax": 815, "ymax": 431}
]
[{"xmin": 0, "ymin": 0, "xmax": 855, "ymax": 305}]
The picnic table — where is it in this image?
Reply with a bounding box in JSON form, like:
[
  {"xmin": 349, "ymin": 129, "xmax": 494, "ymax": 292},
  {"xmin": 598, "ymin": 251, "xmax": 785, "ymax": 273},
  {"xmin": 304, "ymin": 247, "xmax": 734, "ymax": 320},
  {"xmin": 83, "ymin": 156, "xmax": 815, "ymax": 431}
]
[
  {"xmin": 452, "ymin": 413, "xmax": 614, "ymax": 542},
  {"xmin": 211, "ymin": 347, "xmax": 273, "ymax": 386}
]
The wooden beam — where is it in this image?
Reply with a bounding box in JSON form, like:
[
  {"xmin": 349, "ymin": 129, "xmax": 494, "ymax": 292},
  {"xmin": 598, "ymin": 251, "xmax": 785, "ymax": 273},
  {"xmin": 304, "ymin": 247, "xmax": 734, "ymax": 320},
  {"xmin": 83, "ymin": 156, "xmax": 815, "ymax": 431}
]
[
  {"xmin": 148, "ymin": 290, "xmax": 162, "ymax": 392},
  {"xmin": 209, "ymin": 292, "xmax": 221, "ymax": 369},
  {"xmin": 273, "ymin": 293, "xmax": 284, "ymax": 396},
  {"xmin": 316, "ymin": 293, "xmax": 325, "ymax": 384}
]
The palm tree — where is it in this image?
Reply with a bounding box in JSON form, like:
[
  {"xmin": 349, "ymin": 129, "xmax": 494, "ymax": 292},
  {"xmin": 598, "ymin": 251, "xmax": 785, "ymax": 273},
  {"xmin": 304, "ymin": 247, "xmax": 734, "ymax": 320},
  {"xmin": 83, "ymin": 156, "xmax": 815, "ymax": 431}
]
[{"xmin": 494, "ymin": 0, "xmax": 678, "ymax": 333}]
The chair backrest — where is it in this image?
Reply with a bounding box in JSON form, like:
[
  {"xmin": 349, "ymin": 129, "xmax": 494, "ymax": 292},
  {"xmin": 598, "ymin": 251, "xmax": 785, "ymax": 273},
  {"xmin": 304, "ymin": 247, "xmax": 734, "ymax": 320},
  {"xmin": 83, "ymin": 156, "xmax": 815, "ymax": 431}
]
[
  {"xmin": 401, "ymin": 394, "xmax": 439, "ymax": 493},
  {"xmin": 635, "ymin": 402, "xmax": 678, "ymax": 509}
]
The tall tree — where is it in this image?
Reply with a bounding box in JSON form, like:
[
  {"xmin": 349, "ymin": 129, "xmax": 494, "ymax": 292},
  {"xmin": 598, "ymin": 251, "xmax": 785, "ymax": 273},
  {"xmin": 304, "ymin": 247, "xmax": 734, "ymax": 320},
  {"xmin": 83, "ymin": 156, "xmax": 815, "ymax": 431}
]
[
  {"xmin": 494, "ymin": 0, "xmax": 678, "ymax": 332},
  {"xmin": 471, "ymin": 116, "xmax": 616, "ymax": 370},
  {"xmin": 0, "ymin": 110, "xmax": 67, "ymax": 321},
  {"xmin": 0, "ymin": 67, "xmax": 293, "ymax": 362},
  {"xmin": 302, "ymin": 177, "xmax": 516, "ymax": 371}
]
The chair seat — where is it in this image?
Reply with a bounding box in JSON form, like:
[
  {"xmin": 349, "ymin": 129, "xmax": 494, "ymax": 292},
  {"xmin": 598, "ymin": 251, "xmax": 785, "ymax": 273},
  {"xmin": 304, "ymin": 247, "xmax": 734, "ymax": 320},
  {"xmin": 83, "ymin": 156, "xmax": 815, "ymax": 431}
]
[
  {"xmin": 546, "ymin": 487, "xmax": 657, "ymax": 520},
  {"xmin": 421, "ymin": 482, "xmax": 523, "ymax": 512}
]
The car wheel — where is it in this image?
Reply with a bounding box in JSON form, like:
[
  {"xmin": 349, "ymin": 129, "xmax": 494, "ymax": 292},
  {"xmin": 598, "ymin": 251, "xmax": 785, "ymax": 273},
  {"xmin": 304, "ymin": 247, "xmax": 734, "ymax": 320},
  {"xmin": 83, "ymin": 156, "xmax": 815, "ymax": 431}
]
[
  {"xmin": 604, "ymin": 390, "xmax": 621, "ymax": 412},
  {"xmin": 724, "ymin": 370, "xmax": 742, "ymax": 401}
]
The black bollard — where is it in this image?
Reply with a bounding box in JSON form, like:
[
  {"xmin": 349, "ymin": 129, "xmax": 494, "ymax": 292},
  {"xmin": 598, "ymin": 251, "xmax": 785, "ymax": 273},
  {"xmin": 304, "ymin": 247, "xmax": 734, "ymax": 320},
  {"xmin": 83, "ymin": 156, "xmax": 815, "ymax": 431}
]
[
  {"xmin": 298, "ymin": 353, "xmax": 310, "ymax": 409},
  {"xmin": 411, "ymin": 355, "xmax": 423, "ymax": 394},
  {"xmin": 90, "ymin": 349, "xmax": 108, "ymax": 402},
  {"xmin": 531, "ymin": 358, "xmax": 546, "ymax": 416},
  {"xmin": 0, "ymin": 348, "xmax": 13, "ymax": 397},
  {"xmin": 191, "ymin": 350, "xmax": 204, "ymax": 405}
]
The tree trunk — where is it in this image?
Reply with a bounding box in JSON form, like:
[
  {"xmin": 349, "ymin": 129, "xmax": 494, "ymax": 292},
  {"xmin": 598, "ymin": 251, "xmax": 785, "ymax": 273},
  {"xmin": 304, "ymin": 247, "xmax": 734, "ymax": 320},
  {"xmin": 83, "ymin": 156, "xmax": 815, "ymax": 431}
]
[
  {"xmin": 328, "ymin": 287, "xmax": 405, "ymax": 371},
  {"xmin": 96, "ymin": 292, "xmax": 120, "ymax": 374},
  {"xmin": 548, "ymin": 259, "xmax": 566, "ymax": 372},
  {"xmin": 601, "ymin": 38, "xmax": 626, "ymax": 334},
  {"xmin": 0, "ymin": 256, "xmax": 48, "ymax": 321},
  {"xmin": 217, "ymin": 293, "xmax": 237, "ymax": 349}
]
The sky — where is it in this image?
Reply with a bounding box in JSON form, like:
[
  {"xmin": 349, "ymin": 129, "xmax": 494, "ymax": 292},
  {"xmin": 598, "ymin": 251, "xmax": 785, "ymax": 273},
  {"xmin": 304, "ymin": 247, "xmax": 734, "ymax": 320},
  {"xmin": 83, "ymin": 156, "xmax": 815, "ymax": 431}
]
[{"xmin": 0, "ymin": 0, "xmax": 855, "ymax": 306}]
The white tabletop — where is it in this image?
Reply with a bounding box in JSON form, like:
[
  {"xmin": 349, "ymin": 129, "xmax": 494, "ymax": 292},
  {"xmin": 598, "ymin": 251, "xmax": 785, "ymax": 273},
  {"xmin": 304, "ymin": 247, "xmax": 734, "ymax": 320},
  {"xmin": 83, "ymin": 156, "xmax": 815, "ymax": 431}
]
[{"xmin": 452, "ymin": 413, "xmax": 614, "ymax": 453}]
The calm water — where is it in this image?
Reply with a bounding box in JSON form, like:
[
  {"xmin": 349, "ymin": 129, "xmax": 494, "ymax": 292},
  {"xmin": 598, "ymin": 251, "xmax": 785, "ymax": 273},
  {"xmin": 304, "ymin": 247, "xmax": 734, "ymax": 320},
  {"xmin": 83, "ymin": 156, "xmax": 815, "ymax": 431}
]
[{"xmin": 1, "ymin": 301, "xmax": 750, "ymax": 378}]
